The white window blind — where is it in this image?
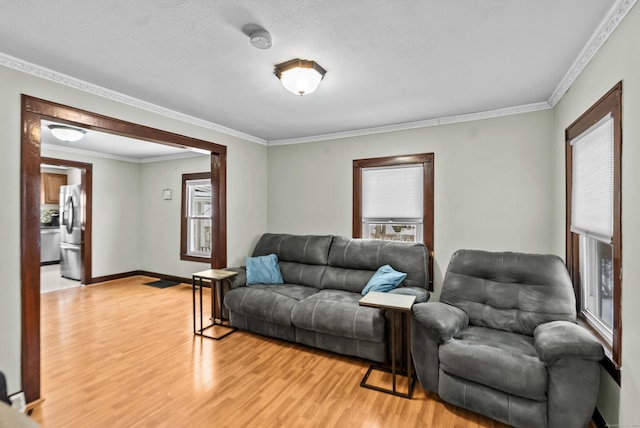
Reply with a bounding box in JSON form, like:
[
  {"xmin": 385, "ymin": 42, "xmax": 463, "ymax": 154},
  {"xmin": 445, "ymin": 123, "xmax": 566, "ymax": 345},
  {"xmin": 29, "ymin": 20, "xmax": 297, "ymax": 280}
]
[
  {"xmin": 571, "ymin": 113, "xmax": 614, "ymax": 243},
  {"xmin": 362, "ymin": 165, "xmax": 424, "ymax": 219}
]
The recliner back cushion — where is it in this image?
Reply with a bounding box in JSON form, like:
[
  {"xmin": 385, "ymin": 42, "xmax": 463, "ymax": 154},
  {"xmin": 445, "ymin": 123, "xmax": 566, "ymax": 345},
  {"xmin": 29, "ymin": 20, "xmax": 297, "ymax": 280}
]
[
  {"xmin": 441, "ymin": 249, "xmax": 576, "ymax": 336},
  {"xmin": 252, "ymin": 233, "xmax": 333, "ymax": 288},
  {"xmin": 322, "ymin": 236, "xmax": 429, "ymax": 292}
]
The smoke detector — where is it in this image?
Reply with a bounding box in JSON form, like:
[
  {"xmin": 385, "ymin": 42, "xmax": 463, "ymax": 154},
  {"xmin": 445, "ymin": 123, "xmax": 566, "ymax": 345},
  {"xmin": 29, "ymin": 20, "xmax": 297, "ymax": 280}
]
[{"xmin": 250, "ymin": 30, "xmax": 272, "ymax": 49}]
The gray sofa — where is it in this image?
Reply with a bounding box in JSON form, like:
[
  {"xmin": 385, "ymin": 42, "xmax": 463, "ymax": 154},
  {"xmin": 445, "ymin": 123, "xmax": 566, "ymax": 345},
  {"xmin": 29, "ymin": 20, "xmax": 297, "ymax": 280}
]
[
  {"xmin": 411, "ymin": 249, "xmax": 604, "ymax": 428},
  {"xmin": 223, "ymin": 233, "xmax": 430, "ymax": 362}
]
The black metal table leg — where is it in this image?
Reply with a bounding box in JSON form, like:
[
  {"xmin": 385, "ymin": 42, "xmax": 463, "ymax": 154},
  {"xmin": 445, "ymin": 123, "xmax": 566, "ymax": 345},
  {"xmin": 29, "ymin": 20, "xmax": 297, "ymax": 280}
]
[
  {"xmin": 358, "ymin": 292, "xmax": 416, "ymax": 399},
  {"xmin": 192, "ymin": 271, "xmax": 237, "ymax": 340}
]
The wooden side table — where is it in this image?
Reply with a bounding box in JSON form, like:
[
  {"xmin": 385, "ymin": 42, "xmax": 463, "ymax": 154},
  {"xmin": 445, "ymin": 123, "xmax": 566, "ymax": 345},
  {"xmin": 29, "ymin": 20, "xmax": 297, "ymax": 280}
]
[
  {"xmin": 359, "ymin": 291, "xmax": 417, "ymax": 398},
  {"xmin": 192, "ymin": 269, "xmax": 238, "ymax": 340}
]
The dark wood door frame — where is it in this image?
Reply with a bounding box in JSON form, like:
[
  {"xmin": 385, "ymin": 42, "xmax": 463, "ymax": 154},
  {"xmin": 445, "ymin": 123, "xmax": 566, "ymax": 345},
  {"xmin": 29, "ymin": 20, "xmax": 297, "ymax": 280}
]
[
  {"xmin": 40, "ymin": 157, "xmax": 93, "ymax": 284},
  {"xmin": 21, "ymin": 95, "xmax": 228, "ymax": 403}
]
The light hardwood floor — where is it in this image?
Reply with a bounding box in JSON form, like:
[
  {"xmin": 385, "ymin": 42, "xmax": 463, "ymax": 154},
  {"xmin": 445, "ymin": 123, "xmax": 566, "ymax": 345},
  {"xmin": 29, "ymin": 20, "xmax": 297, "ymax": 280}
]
[{"xmin": 31, "ymin": 276, "xmax": 509, "ymax": 427}]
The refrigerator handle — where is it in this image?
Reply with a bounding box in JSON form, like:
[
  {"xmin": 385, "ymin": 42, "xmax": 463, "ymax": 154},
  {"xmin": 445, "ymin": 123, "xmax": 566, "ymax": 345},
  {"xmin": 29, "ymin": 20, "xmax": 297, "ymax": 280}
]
[
  {"xmin": 60, "ymin": 243, "xmax": 80, "ymax": 250},
  {"xmin": 63, "ymin": 195, "xmax": 74, "ymax": 234}
]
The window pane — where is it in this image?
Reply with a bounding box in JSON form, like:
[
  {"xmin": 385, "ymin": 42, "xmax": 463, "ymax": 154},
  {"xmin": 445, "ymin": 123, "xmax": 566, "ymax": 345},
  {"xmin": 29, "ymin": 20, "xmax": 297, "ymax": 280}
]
[
  {"xmin": 187, "ymin": 180, "xmax": 212, "ymax": 217},
  {"xmin": 188, "ymin": 218, "xmax": 212, "ymax": 255},
  {"xmin": 365, "ymin": 223, "xmax": 420, "ymax": 242},
  {"xmin": 579, "ymin": 235, "xmax": 613, "ymax": 340}
]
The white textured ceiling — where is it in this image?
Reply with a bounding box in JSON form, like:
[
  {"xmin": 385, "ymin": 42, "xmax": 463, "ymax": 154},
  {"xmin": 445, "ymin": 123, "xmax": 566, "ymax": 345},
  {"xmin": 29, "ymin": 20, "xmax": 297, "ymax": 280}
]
[
  {"xmin": 41, "ymin": 119, "xmax": 207, "ymax": 163},
  {"xmin": 0, "ymin": 0, "xmax": 622, "ymax": 145}
]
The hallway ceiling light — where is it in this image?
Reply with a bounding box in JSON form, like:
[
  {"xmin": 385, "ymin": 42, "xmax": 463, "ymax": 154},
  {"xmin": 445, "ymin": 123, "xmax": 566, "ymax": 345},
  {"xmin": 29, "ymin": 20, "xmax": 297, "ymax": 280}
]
[
  {"xmin": 48, "ymin": 125, "xmax": 87, "ymax": 142},
  {"xmin": 274, "ymin": 59, "xmax": 326, "ymax": 96}
]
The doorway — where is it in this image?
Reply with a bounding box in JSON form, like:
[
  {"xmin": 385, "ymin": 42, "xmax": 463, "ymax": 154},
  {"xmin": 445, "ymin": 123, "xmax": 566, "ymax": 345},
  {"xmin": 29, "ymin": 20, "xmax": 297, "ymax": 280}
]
[
  {"xmin": 21, "ymin": 95, "xmax": 228, "ymax": 403},
  {"xmin": 39, "ymin": 158, "xmax": 92, "ymax": 292}
]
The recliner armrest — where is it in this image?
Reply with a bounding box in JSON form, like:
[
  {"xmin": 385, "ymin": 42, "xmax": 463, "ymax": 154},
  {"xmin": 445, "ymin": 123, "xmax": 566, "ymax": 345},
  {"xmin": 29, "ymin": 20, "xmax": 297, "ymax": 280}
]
[
  {"xmin": 534, "ymin": 320, "xmax": 604, "ymax": 365},
  {"xmin": 226, "ymin": 267, "xmax": 247, "ymax": 288},
  {"xmin": 412, "ymin": 302, "xmax": 469, "ymax": 343}
]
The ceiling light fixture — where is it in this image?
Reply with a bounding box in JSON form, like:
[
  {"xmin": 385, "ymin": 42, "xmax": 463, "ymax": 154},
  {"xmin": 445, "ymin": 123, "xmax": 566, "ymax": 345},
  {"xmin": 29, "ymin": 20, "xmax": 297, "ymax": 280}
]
[
  {"xmin": 274, "ymin": 59, "xmax": 326, "ymax": 96},
  {"xmin": 48, "ymin": 125, "xmax": 87, "ymax": 142}
]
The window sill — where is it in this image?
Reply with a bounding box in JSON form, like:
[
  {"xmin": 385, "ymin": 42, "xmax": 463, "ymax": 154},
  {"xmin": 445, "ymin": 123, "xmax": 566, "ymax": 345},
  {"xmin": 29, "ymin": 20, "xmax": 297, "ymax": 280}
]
[
  {"xmin": 180, "ymin": 254, "xmax": 211, "ymax": 263},
  {"xmin": 576, "ymin": 317, "xmax": 620, "ymax": 386}
]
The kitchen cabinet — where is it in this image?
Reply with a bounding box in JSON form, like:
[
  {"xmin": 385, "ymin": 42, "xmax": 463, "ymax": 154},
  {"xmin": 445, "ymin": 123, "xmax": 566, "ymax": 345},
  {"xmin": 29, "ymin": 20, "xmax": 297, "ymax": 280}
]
[
  {"xmin": 41, "ymin": 228, "xmax": 61, "ymax": 263},
  {"xmin": 41, "ymin": 173, "xmax": 67, "ymax": 204}
]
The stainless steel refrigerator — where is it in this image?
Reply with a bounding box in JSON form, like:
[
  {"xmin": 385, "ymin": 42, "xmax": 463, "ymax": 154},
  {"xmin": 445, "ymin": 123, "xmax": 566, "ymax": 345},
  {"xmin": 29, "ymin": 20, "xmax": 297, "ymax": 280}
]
[{"xmin": 59, "ymin": 184, "xmax": 81, "ymax": 281}]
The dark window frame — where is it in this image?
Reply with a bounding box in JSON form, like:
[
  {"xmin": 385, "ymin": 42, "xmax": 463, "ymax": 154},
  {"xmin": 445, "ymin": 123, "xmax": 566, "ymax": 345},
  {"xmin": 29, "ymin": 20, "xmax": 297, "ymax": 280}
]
[
  {"xmin": 353, "ymin": 153, "xmax": 434, "ymax": 290},
  {"xmin": 181, "ymin": 172, "xmax": 212, "ymax": 262},
  {"xmin": 565, "ymin": 81, "xmax": 622, "ymax": 383}
]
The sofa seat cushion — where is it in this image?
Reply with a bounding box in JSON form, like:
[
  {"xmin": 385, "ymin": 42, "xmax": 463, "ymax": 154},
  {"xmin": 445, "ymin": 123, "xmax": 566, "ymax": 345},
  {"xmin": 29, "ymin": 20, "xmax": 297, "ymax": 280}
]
[
  {"xmin": 224, "ymin": 284, "xmax": 318, "ymax": 327},
  {"xmin": 439, "ymin": 326, "xmax": 547, "ymax": 401},
  {"xmin": 291, "ymin": 289, "xmax": 386, "ymax": 342}
]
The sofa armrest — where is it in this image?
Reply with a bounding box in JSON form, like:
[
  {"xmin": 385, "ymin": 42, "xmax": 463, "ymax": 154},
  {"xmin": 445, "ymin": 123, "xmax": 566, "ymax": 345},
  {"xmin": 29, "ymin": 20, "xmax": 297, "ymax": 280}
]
[
  {"xmin": 412, "ymin": 302, "xmax": 469, "ymax": 343},
  {"xmin": 388, "ymin": 286, "xmax": 430, "ymax": 303},
  {"xmin": 226, "ymin": 267, "xmax": 247, "ymax": 288},
  {"xmin": 534, "ymin": 320, "xmax": 604, "ymax": 365}
]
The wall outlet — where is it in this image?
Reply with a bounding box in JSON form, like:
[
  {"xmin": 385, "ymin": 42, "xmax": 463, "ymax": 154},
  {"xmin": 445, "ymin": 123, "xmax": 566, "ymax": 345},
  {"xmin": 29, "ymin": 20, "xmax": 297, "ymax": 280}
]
[{"xmin": 9, "ymin": 391, "xmax": 26, "ymax": 413}]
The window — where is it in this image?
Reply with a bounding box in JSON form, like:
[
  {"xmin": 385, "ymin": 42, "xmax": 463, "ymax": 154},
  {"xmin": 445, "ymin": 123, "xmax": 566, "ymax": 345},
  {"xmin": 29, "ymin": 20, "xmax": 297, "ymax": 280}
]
[
  {"xmin": 181, "ymin": 172, "xmax": 212, "ymax": 262},
  {"xmin": 566, "ymin": 82, "xmax": 622, "ymax": 377},
  {"xmin": 353, "ymin": 153, "xmax": 434, "ymax": 289},
  {"xmin": 361, "ymin": 165, "xmax": 424, "ymax": 243}
]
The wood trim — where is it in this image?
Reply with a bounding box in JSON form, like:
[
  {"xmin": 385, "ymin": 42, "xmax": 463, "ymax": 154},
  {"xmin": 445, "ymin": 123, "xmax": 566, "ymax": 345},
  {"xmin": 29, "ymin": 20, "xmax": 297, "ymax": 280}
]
[
  {"xmin": 180, "ymin": 172, "xmax": 214, "ymax": 264},
  {"xmin": 21, "ymin": 95, "xmax": 228, "ymax": 403},
  {"xmin": 89, "ymin": 270, "xmax": 191, "ymax": 285},
  {"xmin": 214, "ymin": 151, "xmax": 227, "ymax": 269},
  {"xmin": 89, "ymin": 271, "xmax": 142, "ymax": 284},
  {"xmin": 565, "ymin": 81, "xmax": 622, "ymax": 381},
  {"xmin": 352, "ymin": 153, "xmax": 435, "ymax": 290},
  {"xmin": 21, "ymin": 109, "xmax": 41, "ymax": 404},
  {"xmin": 23, "ymin": 96, "xmax": 227, "ymax": 154}
]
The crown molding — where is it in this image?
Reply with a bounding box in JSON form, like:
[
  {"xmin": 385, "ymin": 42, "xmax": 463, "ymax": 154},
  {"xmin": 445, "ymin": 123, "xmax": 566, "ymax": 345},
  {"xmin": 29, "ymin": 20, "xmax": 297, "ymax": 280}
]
[
  {"xmin": 2, "ymin": 0, "xmax": 635, "ymax": 148},
  {"xmin": 548, "ymin": 0, "xmax": 637, "ymax": 107},
  {"xmin": 0, "ymin": 52, "xmax": 267, "ymax": 146},
  {"xmin": 268, "ymin": 102, "xmax": 551, "ymax": 146}
]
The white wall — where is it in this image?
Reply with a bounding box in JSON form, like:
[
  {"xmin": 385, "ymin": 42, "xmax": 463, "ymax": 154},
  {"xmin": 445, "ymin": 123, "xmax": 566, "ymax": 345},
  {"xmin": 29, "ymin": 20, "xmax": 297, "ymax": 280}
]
[
  {"xmin": 138, "ymin": 144, "xmax": 268, "ymax": 275},
  {"xmin": 138, "ymin": 155, "xmax": 212, "ymax": 277},
  {"xmin": 552, "ymin": 4, "xmax": 640, "ymax": 425},
  {"xmin": 267, "ymin": 110, "xmax": 555, "ymax": 300},
  {"xmin": 0, "ymin": 64, "xmax": 268, "ymax": 394}
]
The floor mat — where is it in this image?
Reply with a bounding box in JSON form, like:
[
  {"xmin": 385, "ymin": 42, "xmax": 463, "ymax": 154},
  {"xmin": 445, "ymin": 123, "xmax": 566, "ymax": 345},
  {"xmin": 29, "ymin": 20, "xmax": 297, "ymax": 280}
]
[{"xmin": 144, "ymin": 279, "xmax": 181, "ymax": 289}]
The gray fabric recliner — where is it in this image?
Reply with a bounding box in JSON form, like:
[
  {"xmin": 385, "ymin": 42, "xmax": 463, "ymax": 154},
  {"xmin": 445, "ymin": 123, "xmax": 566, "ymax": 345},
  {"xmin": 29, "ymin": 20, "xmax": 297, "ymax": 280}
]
[{"xmin": 411, "ymin": 249, "xmax": 604, "ymax": 428}]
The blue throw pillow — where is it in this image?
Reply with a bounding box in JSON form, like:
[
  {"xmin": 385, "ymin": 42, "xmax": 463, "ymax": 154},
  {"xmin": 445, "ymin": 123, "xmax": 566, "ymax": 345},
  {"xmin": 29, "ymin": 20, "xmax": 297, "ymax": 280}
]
[
  {"xmin": 245, "ymin": 254, "xmax": 284, "ymax": 285},
  {"xmin": 361, "ymin": 264, "xmax": 407, "ymax": 295}
]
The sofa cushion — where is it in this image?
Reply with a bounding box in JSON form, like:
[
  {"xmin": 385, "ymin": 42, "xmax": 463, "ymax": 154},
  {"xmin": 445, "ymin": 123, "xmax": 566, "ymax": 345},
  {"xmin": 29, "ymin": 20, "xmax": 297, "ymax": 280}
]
[
  {"xmin": 325, "ymin": 236, "xmax": 429, "ymax": 289},
  {"xmin": 245, "ymin": 254, "xmax": 284, "ymax": 285},
  {"xmin": 441, "ymin": 250, "xmax": 576, "ymax": 335},
  {"xmin": 277, "ymin": 261, "xmax": 327, "ymax": 289},
  {"xmin": 253, "ymin": 233, "xmax": 333, "ymax": 265},
  {"xmin": 291, "ymin": 289, "xmax": 386, "ymax": 342},
  {"xmin": 224, "ymin": 284, "xmax": 318, "ymax": 327},
  {"xmin": 439, "ymin": 326, "xmax": 547, "ymax": 401},
  {"xmin": 320, "ymin": 266, "xmax": 376, "ymax": 293},
  {"xmin": 252, "ymin": 234, "xmax": 333, "ymax": 287}
]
